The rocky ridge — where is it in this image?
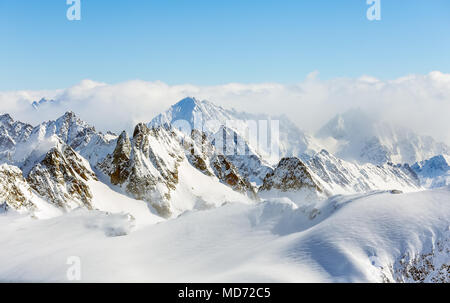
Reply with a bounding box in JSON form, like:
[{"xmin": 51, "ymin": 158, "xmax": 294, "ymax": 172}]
[{"xmin": 0, "ymin": 98, "xmax": 438, "ymax": 218}]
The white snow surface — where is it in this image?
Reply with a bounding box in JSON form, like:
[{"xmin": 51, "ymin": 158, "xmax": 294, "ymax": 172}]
[
  {"xmin": 0, "ymin": 188, "xmax": 449, "ymax": 282},
  {"xmin": 88, "ymin": 180, "xmax": 164, "ymax": 228}
]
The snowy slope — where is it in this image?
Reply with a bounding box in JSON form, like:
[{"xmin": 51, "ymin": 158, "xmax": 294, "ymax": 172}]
[
  {"xmin": 317, "ymin": 109, "xmax": 450, "ymax": 165},
  {"xmin": 87, "ymin": 180, "xmax": 164, "ymax": 228},
  {"xmin": 0, "ymin": 188, "xmax": 448, "ymax": 282}
]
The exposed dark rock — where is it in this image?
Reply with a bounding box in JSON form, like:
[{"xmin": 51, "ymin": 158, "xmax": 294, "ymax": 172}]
[
  {"xmin": 259, "ymin": 157, "xmax": 322, "ymax": 193},
  {"xmin": 0, "ymin": 164, "xmax": 36, "ymax": 212},
  {"xmin": 27, "ymin": 145, "xmax": 97, "ymax": 210}
]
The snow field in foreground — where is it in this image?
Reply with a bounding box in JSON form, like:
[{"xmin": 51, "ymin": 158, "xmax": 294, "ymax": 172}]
[{"xmin": 0, "ymin": 188, "xmax": 449, "ymax": 282}]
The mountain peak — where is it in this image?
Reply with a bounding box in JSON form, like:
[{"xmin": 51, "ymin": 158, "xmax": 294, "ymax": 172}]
[
  {"xmin": 168, "ymin": 97, "xmax": 203, "ymax": 119},
  {"xmin": 32, "ymin": 111, "xmax": 101, "ymax": 154},
  {"xmin": 0, "ymin": 113, "xmax": 13, "ymax": 124},
  {"xmin": 149, "ymin": 97, "xmax": 227, "ymax": 132},
  {"xmin": 0, "ymin": 114, "xmax": 33, "ymax": 152},
  {"xmin": 317, "ymin": 108, "xmax": 374, "ymax": 140},
  {"xmin": 174, "ymin": 97, "xmax": 202, "ymax": 108},
  {"xmin": 150, "ymin": 97, "xmax": 322, "ymax": 163},
  {"xmin": 61, "ymin": 111, "xmax": 76, "ymax": 119},
  {"xmin": 54, "ymin": 111, "xmax": 92, "ymax": 130},
  {"xmin": 133, "ymin": 123, "xmax": 149, "ymax": 138},
  {"xmin": 170, "ymin": 97, "xmax": 221, "ymax": 117},
  {"xmin": 32, "ymin": 97, "xmax": 58, "ymax": 110}
]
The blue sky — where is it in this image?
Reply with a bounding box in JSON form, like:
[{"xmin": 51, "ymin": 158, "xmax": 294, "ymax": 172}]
[{"xmin": 1, "ymin": 0, "xmax": 449, "ymax": 90}]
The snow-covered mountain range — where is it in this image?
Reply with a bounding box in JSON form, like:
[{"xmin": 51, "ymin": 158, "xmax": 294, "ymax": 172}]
[
  {"xmin": 149, "ymin": 97, "xmax": 322, "ymax": 164},
  {"xmin": 1, "ymin": 97, "xmax": 449, "ymax": 282},
  {"xmin": 2, "ymin": 97, "xmax": 448, "ymax": 217}
]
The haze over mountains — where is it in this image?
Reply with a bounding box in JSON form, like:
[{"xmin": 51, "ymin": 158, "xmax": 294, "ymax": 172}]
[
  {"xmin": 317, "ymin": 108, "xmax": 450, "ymax": 165},
  {"xmin": 155, "ymin": 98, "xmax": 450, "ymax": 164},
  {"xmin": 4, "ymin": 72, "xmax": 450, "ymax": 146},
  {"xmin": 1, "ymin": 97, "xmax": 449, "ymax": 282}
]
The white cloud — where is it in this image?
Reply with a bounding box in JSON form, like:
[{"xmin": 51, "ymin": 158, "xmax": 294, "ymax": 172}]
[{"xmin": 1, "ymin": 71, "xmax": 449, "ymax": 145}]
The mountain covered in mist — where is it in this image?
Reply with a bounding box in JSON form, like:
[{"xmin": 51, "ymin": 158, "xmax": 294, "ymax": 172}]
[{"xmin": 316, "ymin": 108, "xmax": 449, "ymax": 165}]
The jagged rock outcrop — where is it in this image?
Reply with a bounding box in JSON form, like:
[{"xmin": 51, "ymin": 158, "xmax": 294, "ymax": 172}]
[
  {"xmin": 33, "ymin": 111, "xmax": 117, "ymax": 165},
  {"xmin": 0, "ymin": 164, "xmax": 37, "ymax": 212},
  {"xmin": 0, "ymin": 114, "xmax": 33, "ymax": 162},
  {"xmin": 0, "ymin": 113, "xmax": 113, "ymax": 213},
  {"xmin": 259, "ymin": 157, "xmax": 323, "ymax": 193},
  {"xmin": 104, "ymin": 131, "xmax": 132, "ymax": 185},
  {"xmin": 27, "ymin": 144, "xmax": 97, "ymax": 210},
  {"xmin": 306, "ymin": 150, "xmax": 421, "ymax": 194},
  {"xmin": 211, "ymin": 155, "xmax": 258, "ymax": 200},
  {"xmin": 39, "ymin": 111, "xmax": 98, "ymax": 151},
  {"xmin": 226, "ymin": 154, "xmax": 273, "ymax": 187},
  {"xmin": 0, "ymin": 114, "xmax": 33, "ymax": 145},
  {"xmin": 383, "ymin": 232, "xmax": 450, "ymax": 283},
  {"xmin": 99, "ymin": 124, "xmax": 260, "ymax": 216},
  {"xmin": 99, "ymin": 124, "xmax": 183, "ymax": 217},
  {"xmin": 211, "ymin": 126, "xmax": 274, "ymax": 186},
  {"xmin": 184, "ymin": 130, "xmax": 215, "ymax": 177},
  {"xmin": 183, "ymin": 129, "xmax": 258, "ymax": 199}
]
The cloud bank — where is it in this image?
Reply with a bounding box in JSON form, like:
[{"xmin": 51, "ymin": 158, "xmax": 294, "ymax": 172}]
[{"xmin": 1, "ymin": 71, "xmax": 449, "ymax": 144}]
